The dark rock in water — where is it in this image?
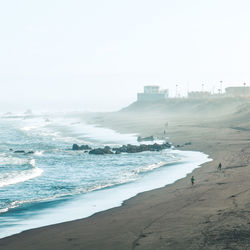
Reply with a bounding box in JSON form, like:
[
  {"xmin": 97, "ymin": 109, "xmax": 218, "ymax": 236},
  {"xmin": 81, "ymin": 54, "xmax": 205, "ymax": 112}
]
[
  {"xmin": 113, "ymin": 142, "xmax": 171, "ymax": 154},
  {"xmin": 137, "ymin": 136, "xmax": 154, "ymax": 142},
  {"xmin": 72, "ymin": 144, "xmax": 92, "ymax": 150},
  {"xmin": 9, "ymin": 149, "xmax": 13, "ymax": 151},
  {"xmin": 79, "ymin": 145, "xmax": 91, "ymax": 150},
  {"xmin": 89, "ymin": 148, "xmax": 105, "ymax": 155},
  {"xmin": 25, "ymin": 151, "xmax": 34, "ymax": 154},
  {"xmin": 184, "ymin": 142, "xmax": 192, "ymax": 146},
  {"xmin": 72, "ymin": 144, "xmax": 79, "ymax": 150},
  {"xmin": 88, "ymin": 142, "xmax": 171, "ymax": 155},
  {"xmin": 89, "ymin": 147, "xmax": 113, "ymax": 155},
  {"xmin": 14, "ymin": 150, "xmax": 26, "ymax": 153}
]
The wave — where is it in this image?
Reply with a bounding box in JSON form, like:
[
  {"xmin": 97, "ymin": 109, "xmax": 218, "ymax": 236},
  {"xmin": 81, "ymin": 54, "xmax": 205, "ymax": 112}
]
[
  {"xmin": 133, "ymin": 158, "xmax": 182, "ymax": 175},
  {"xmin": 134, "ymin": 162, "xmax": 167, "ymax": 174},
  {"xmin": 34, "ymin": 151, "xmax": 44, "ymax": 156},
  {"xmin": 0, "ymin": 155, "xmax": 28, "ymax": 166},
  {"xmin": 0, "ymin": 179, "xmax": 137, "ymax": 214},
  {"xmin": 0, "ymin": 159, "xmax": 43, "ymax": 188}
]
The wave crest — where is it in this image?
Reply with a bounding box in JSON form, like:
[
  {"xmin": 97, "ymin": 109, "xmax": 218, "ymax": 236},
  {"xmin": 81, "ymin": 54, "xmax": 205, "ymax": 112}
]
[{"xmin": 0, "ymin": 159, "xmax": 43, "ymax": 188}]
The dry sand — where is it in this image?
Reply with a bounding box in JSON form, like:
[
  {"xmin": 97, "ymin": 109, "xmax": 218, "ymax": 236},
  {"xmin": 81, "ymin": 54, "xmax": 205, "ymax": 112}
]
[{"xmin": 1, "ymin": 99, "xmax": 250, "ymax": 250}]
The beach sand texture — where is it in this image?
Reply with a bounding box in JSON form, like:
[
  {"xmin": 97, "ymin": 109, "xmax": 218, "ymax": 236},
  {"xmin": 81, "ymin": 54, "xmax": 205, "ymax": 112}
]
[{"xmin": 1, "ymin": 98, "xmax": 250, "ymax": 249}]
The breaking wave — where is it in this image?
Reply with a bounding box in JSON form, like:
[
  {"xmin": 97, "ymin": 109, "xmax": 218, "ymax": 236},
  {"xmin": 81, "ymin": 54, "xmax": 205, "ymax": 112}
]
[{"xmin": 0, "ymin": 159, "xmax": 43, "ymax": 188}]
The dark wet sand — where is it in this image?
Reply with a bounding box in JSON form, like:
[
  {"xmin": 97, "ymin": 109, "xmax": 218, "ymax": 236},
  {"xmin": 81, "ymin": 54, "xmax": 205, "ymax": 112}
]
[{"xmin": 1, "ymin": 109, "xmax": 250, "ymax": 250}]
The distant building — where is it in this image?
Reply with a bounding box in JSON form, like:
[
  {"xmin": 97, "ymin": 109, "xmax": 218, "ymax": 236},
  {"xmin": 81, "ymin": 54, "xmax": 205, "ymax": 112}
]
[
  {"xmin": 188, "ymin": 91, "xmax": 211, "ymax": 99},
  {"xmin": 225, "ymin": 86, "xmax": 250, "ymax": 97},
  {"xmin": 137, "ymin": 85, "xmax": 168, "ymax": 101}
]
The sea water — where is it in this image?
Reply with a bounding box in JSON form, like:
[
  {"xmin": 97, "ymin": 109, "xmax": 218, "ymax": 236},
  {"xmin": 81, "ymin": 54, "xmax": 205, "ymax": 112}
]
[{"xmin": 0, "ymin": 113, "xmax": 211, "ymax": 238}]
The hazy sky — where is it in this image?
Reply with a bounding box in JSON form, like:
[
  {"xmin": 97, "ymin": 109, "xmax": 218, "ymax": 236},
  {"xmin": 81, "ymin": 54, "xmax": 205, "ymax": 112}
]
[{"xmin": 0, "ymin": 0, "xmax": 250, "ymax": 112}]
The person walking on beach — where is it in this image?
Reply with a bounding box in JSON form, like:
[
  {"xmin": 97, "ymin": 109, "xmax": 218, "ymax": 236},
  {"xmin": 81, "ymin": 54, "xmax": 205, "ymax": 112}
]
[
  {"xmin": 191, "ymin": 176, "xmax": 195, "ymax": 185},
  {"xmin": 218, "ymin": 162, "xmax": 222, "ymax": 171}
]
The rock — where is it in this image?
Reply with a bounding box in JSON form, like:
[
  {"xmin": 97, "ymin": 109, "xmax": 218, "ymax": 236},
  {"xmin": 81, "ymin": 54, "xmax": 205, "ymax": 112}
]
[
  {"xmin": 103, "ymin": 146, "xmax": 113, "ymax": 154},
  {"xmin": 89, "ymin": 142, "xmax": 171, "ymax": 155},
  {"xmin": 72, "ymin": 144, "xmax": 80, "ymax": 150},
  {"xmin": 25, "ymin": 151, "xmax": 34, "ymax": 154},
  {"xmin": 14, "ymin": 150, "xmax": 26, "ymax": 153},
  {"xmin": 89, "ymin": 148, "xmax": 113, "ymax": 155},
  {"xmin": 72, "ymin": 144, "xmax": 92, "ymax": 150},
  {"xmin": 79, "ymin": 145, "xmax": 92, "ymax": 150},
  {"xmin": 113, "ymin": 142, "xmax": 171, "ymax": 154},
  {"xmin": 137, "ymin": 136, "xmax": 154, "ymax": 142},
  {"xmin": 89, "ymin": 148, "xmax": 105, "ymax": 155}
]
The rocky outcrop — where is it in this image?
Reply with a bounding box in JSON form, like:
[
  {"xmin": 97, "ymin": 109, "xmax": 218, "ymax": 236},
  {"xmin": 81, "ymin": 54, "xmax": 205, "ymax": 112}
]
[
  {"xmin": 72, "ymin": 144, "xmax": 92, "ymax": 150},
  {"xmin": 113, "ymin": 143, "xmax": 171, "ymax": 154},
  {"xmin": 25, "ymin": 151, "xmax": 34, "ymax": 154},
  {"xmin": 14, "ymin": 150, "xmax": 26, "ymax": 153},
  {"xmin": 89, "ymin": 146, "xmax": 113, "ymax": 155},
  {"xmin": 88, "ymin": 142, "xmax": 171, "ymax": 155},
  {"xmin": 176, "ymin": 142, "xmax": 192, "ymax": 148},
  {"xmin": 13, "ymin": 150, "xmax": 34, "ymax": 154}
]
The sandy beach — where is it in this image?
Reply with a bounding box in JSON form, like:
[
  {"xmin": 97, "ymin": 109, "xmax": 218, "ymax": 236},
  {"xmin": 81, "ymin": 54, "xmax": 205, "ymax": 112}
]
[{"xmin": 1, "ymin": 98, "xmax": 250, "ymax": 249}]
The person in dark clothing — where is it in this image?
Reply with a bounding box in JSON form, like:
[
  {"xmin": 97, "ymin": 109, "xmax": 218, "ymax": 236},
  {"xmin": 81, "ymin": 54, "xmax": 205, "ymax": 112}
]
[
  {"xmin": 191, "ymin": 176, "xmax": 195, "ymax": 185},
  {"xmin": 218, "ymin": 162, "xmax": 222, "ymax": 171}
]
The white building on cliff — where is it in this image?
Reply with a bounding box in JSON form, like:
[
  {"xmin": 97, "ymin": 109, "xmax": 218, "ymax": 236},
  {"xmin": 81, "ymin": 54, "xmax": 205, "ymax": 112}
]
[{"xmin": 137, "ymin": 85, "xmax": 168, "ymax": 101}]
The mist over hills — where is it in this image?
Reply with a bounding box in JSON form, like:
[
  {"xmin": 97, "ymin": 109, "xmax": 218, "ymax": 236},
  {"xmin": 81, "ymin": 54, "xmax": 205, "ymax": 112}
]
[
  {"xmin": 81, "ymin": 97, "xmax": 250, "ymax": 138},
  {"xmin": 122, "ymin": 97, "xmax": 250, "ymax": 117}
]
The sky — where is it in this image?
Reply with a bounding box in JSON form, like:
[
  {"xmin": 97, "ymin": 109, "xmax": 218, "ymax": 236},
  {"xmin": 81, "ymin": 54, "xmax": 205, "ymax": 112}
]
[{"xmin": 0, "ymin": 0, "xmax": 250, "ymax": 112}]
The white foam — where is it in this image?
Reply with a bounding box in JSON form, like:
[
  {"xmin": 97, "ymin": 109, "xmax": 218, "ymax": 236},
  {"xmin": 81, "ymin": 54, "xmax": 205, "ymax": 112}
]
[
  {"xmin": 50, "ymin": 117, "xmax": 138, "ymax": 145},
  {"xmin": 134, "ymin": 161, "xmax": 168, "ymax": 174},
  {"xmin": 0, "ymin": 160, "xmax": 43, "ymax": 188},
  {"xmin": 34, "ymin": 151, "xmax": 44, "ymax": 156},
  {"xmin": 0, "ymin": 156, "xmax": 28, "ymax": 166},
  {"xmin": 21, "ymin": 126, "xmax": 37, "ymax": 131}
]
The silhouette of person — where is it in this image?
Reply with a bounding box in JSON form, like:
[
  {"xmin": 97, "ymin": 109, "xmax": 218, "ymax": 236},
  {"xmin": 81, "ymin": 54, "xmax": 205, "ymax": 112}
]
[
  {"xmin": 191, "ymin": 176, "xmax": 195, "ymax": 185},
  {"xmin": 218, "ymin": 162, "xmax": 222, "ymax": 171}
]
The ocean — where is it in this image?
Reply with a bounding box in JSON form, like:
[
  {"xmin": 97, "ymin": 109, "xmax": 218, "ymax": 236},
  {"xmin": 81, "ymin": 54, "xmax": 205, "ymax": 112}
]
[{"xmin": 0, "ymin": 112, "xmax": 211, "ymax": 238}]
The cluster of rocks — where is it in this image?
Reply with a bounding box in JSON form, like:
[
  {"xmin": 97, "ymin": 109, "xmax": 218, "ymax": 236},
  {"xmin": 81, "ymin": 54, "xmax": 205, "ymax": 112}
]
[
  {"xmin": 10, "ymin": 149, "xmax": 34, "ymax": 154},
  {"xmin": 72, "ymin": 144, "xmax": 92, "ymax": 150},
  {"xmin": 175, "ymin": 142, "xmax": 192, "ymax": 148},
  {"xmin": 89, "ymin": 146, "xmax": 113, "ymax": 155},
  {"xmin": 113, "ymin": 143, "xmax": 171, "ymax": 154},
  {"xmin": 72, "ymin": 142, "xmax": 171, "ymax": 155}
]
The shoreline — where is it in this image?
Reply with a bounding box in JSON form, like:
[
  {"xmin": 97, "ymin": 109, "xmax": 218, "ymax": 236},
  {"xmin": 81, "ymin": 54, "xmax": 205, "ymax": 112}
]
[
  {"xmin": 0, "ymin": 144, "xmax": 210, "ymax": 239},
  {"xmin": 1, "ymin": 111, "xmax": 250, "ymax": 249}
]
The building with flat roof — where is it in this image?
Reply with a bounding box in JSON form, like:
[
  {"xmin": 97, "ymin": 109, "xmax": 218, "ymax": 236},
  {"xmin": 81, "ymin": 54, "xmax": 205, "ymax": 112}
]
[
  {"xmin": 137, "ymin": 85, "xmax": 168, "ymax": 101},
  {"xmin": 225, "ymin": 86, "xmax": 250, "ymax": 97}
]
